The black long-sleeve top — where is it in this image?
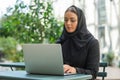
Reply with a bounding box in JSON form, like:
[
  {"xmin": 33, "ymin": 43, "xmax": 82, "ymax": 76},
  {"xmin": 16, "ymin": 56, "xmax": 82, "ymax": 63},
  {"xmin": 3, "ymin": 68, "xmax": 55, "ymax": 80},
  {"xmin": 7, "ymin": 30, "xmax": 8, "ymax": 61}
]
[
  {"xmin": 56, "ymin": 5, "xmax": 100, "ymax": 80},
  {"xmin": 57, "ymin": 37, "xmax": 100, "ymax": 80}
]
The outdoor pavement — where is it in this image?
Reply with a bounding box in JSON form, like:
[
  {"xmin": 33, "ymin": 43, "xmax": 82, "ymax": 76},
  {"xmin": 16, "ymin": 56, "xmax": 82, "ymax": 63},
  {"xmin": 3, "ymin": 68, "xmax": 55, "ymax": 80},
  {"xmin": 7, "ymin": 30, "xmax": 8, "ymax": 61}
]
[{"xmin": 97, "ymin": 66, "xmax": 120, "ymax": 80}]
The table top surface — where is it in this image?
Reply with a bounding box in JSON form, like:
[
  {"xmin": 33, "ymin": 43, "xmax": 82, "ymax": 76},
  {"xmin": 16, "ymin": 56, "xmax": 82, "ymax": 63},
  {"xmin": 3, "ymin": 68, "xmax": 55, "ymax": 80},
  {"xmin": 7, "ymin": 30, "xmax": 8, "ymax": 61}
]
[
  {"xmin": 0, "ymin": 62, "xmax": 25, "ymax": 67},
  {"xmin": 0, "ymin": 62, "xmax": 92, "ymax": 79},
  {"xmin": 0, "ymin": 71, "xmax": 92, "ymax": 80}
]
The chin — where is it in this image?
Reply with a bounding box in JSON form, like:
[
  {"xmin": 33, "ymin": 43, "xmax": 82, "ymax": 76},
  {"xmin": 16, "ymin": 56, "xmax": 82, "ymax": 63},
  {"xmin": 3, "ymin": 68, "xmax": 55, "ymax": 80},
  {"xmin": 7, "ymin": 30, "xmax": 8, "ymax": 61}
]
[{"xmin": 67, "ymin": 30, "xmax": 74, "ymax": 33}]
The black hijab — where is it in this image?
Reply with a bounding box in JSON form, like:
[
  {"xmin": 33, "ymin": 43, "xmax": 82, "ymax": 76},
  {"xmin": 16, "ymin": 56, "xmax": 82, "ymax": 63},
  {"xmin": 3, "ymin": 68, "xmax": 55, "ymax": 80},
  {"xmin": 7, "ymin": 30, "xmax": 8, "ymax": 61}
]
[{"xmin": 57, "ymin": 5, "xmax": 94, "ymax": 64}]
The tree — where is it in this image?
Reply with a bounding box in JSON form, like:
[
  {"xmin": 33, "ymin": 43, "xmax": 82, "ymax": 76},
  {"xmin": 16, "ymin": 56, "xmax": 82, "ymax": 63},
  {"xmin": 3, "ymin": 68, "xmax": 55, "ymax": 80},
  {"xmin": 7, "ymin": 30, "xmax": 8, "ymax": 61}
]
[
  {"xmin": 0, "ymin": 0, "xmax": 63, "ymax": 62},
  {"xmin": 0, "ymin": 0, "xmax": 63, "ymax": 43}
]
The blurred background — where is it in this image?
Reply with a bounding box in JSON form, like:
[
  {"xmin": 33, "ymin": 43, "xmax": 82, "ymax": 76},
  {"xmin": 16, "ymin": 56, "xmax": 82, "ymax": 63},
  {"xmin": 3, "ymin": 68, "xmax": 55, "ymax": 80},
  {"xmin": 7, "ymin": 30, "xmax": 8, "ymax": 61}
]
[{"xmin": 0, "ymin": 0, "xmax": 120, "ymax": 79}]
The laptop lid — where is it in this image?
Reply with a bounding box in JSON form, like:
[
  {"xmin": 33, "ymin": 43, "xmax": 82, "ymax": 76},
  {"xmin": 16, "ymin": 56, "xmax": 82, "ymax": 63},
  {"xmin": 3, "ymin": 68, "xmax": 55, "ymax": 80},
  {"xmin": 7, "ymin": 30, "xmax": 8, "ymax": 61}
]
[{"xmin": 22, "ymin": 44, "xmax": 64, "ymax": 75}]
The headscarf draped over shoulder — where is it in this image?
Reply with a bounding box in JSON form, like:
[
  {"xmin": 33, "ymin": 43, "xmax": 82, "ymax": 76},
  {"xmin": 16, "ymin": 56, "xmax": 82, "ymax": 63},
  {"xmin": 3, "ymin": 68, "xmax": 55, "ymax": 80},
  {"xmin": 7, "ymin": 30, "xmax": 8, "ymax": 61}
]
[{"xmin": 57, "ymin": 5, "xmax": 94, "ymax": 48}]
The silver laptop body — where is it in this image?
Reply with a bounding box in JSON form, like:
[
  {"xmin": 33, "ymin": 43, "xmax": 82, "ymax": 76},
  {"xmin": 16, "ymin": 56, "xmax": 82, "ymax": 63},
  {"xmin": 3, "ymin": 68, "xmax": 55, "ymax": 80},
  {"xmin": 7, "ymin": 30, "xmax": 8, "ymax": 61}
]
[{"xmin": 22, "ymin": 44, "xmax": 65, "ymax": 75}]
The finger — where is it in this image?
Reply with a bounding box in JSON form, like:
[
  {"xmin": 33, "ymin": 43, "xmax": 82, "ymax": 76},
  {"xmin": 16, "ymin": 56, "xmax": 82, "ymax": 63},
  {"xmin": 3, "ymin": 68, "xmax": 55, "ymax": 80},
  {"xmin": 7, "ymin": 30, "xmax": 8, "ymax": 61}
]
[
  {"xmin": 66, "ymin": 68, "xmax": 76, "ymax": 74},
  {"xmin": 63, "ymin": 65, "xmax": 70, "ymax": 73},
  {"xmin": 67, "ymin": 69, "xmax": 72, "ymax": 73},
  {"xmin": 64, "ymin": 68, "xmax": 69, "ymax": 73}
]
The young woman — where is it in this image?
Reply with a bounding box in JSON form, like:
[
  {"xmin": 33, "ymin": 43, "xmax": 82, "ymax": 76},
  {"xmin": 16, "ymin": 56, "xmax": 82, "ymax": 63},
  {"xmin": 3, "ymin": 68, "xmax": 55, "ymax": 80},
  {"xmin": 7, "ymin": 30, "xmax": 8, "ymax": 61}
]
[{"xmin": 56, "ymin": 5, "xmax": 100, "ymax": 80}]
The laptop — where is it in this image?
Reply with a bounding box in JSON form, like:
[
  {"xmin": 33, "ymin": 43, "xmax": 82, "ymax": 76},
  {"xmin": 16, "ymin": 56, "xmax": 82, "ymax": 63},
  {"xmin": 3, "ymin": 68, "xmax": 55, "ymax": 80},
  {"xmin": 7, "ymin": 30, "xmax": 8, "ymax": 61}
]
[{"xmin": 22, "ymin": 44, "xmax": 73, "ymax": 75}]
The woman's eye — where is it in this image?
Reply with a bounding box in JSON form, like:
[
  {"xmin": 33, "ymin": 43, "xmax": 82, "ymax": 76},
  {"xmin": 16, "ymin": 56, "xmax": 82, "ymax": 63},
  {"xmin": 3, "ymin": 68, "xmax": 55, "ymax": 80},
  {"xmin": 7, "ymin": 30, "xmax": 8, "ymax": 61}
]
[
  {"xmin": 71, "ymin": 19, "xmax": 76, "ymax": 22},
  {"xmin": 64, "ymin": 19, "xmax": 68, "ymax": 22},
  {"xmin": 64, "ymin": 19, "xmax": 76, "ymax": 22}
]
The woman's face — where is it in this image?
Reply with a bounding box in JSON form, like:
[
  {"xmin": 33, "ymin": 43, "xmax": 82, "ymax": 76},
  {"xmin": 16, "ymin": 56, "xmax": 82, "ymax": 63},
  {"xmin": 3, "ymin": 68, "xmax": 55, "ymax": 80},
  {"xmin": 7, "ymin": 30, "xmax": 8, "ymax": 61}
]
[{"xmin": 64, "ymin": 11, "xmax": 78, "ymax": 33}]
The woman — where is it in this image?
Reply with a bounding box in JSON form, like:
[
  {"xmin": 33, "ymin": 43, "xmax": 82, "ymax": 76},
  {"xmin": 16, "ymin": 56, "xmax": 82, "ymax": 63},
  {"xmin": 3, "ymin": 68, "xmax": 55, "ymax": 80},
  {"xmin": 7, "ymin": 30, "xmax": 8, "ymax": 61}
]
[{"xmin": 56, "ymin": 5, "xmax": 100, "ymax": 80}]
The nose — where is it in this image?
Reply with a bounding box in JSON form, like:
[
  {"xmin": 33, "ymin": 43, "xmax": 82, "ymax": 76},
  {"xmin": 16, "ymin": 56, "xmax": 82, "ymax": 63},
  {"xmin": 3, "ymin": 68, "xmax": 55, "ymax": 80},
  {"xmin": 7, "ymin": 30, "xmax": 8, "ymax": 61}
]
[{"xmin": 66, "ymin": 20, "xmax": 71, "ymax": 26}]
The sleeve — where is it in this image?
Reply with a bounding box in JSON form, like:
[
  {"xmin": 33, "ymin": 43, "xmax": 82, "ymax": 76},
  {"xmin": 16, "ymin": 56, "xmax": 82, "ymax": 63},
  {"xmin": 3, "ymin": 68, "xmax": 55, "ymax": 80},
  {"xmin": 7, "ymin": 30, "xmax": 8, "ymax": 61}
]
[
  {"xmin": 56, "ymin": 38, "xmax": 61, "ymax": 44},
  {"xmin": 75, "ymin": 39, "xmax": 100, "ymax": 80}
]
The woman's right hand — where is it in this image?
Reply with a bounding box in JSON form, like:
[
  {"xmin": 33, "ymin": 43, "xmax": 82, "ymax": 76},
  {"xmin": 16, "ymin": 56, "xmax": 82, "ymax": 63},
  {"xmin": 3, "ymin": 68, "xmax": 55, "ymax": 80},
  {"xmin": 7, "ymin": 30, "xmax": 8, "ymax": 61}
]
[{"xmin": 63, "ymin": 64, "xmax": 76, "ymax": 74}]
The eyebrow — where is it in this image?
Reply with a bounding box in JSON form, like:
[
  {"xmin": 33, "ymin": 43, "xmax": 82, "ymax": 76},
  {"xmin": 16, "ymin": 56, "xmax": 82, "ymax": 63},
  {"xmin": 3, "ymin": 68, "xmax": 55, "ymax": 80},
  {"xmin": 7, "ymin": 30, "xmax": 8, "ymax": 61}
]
[{"xmin": 64, "ymin": 17, "xmax": 76, "ymax": 20}]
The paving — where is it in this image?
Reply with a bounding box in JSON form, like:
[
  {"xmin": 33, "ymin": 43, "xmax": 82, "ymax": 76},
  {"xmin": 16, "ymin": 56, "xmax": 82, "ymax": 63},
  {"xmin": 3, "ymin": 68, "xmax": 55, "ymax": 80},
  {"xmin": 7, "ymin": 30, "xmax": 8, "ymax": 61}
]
[{"xmin": 97, "ymin": 66, "xmax": 120, "ymax": 80}]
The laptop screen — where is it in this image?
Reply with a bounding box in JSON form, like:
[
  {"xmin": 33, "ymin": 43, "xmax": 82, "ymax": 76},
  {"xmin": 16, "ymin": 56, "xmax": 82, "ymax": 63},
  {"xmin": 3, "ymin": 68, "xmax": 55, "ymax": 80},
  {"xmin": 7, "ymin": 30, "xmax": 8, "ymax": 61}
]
[{"xmin": 22, "ymin": 44, "xmax": 65, "ymax": 75}]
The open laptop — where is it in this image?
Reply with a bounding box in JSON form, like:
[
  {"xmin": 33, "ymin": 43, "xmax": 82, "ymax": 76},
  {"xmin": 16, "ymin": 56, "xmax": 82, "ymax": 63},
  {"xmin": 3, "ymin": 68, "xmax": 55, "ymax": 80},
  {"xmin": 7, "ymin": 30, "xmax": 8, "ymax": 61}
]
[{"xmin": 22, "ymin": 44, "xmax": 73, "ymax": 76}]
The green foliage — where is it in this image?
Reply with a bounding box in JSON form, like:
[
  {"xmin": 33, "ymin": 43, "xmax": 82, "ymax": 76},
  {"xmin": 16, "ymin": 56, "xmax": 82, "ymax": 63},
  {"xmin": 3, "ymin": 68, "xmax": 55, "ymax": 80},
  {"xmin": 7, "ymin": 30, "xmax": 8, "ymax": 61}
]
[
  {"xmin": 119, "ymin": 61, "xmax": 120, "ymax": 68},
  {"xmin": 0, "ymin": 37, "xmax": 23, "ymax": 62},
  {"xmin": 0, "ymin": 0, "xmax": 63, "ymax": 62},
  {"xmin": 106, "ymin": 51, "xmax": 115, "ymax": 66},
  {"xmin": 103, "ymin": 51, "xmax": 115, "ymax": 66},
  {"xmin": 0, "ymin": 0, "xmax": 63, "ymax": 43}
]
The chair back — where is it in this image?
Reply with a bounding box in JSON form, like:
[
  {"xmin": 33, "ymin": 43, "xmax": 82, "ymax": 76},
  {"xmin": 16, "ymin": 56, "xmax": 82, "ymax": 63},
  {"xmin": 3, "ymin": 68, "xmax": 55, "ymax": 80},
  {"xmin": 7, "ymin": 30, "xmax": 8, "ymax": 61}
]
[{"xmin": 97, "ymin": 62, "xmax": 108, "ymax": 80}]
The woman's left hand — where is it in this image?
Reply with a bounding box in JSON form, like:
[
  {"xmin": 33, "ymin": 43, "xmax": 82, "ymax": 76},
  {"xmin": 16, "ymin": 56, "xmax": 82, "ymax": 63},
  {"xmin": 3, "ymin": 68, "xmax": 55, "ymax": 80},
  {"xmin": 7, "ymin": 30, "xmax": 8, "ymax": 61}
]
[{"xmin": 63, "ymin": 64, "xmax": 77, "ymax": 74}]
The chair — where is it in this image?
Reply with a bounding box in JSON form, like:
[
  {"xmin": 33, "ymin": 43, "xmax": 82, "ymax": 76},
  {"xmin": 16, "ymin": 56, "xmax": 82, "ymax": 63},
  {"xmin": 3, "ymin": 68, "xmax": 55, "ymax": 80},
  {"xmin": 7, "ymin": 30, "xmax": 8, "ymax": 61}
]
[{"xmin": 97, "ymin": 62, "xmax": 108, "ymax": 80}]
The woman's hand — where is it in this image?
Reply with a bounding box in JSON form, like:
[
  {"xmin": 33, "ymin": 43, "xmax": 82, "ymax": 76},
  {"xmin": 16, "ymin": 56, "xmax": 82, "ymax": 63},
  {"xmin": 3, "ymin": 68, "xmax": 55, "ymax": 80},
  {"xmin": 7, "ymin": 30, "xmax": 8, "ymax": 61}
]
[{"xmin": 63, "ymin": 64, "xmax": 77, "ymax": 74}]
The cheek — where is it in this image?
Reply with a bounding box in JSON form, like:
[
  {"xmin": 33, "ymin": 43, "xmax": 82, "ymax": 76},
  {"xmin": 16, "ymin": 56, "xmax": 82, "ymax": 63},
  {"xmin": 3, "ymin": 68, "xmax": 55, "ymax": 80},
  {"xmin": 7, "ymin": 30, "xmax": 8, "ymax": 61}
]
[
  {"xmin": 73, "ymin": 22, "xmax": 78, "ymax": 31},
  {"xmin": 64, "ymin": 24, "xmax": 67, "ymax": 29}
]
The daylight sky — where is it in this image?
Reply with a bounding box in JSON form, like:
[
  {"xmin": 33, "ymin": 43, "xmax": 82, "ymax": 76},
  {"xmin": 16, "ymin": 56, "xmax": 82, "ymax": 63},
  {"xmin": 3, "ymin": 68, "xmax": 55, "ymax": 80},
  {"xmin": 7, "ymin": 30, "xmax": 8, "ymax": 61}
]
[{"xmin": 0, "ymin": 0, "xmax": 30, "ymax": 18}]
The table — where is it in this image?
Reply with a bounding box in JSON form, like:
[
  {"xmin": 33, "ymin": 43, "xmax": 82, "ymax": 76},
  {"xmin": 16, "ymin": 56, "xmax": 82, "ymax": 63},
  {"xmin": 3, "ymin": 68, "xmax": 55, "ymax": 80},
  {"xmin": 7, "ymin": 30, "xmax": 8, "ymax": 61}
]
[
  {"xmin": 0, "ymin": 62, "xmax": 25, "ymax": 70},
  {"xmin": 0, "ymin": 71, "xmax": 92, "ymax": 80},
  {"xmin": 0, "ymin": 62, "xmax": 106, "ymax": 79}
]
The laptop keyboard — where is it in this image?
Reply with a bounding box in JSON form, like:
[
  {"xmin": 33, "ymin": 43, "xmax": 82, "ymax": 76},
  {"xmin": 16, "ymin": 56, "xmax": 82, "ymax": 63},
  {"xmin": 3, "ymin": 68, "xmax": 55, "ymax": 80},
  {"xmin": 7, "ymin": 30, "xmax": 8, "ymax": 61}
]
[{"xmin": 64, "ymin": 73, "xmax": 75, "ymax": 75}]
